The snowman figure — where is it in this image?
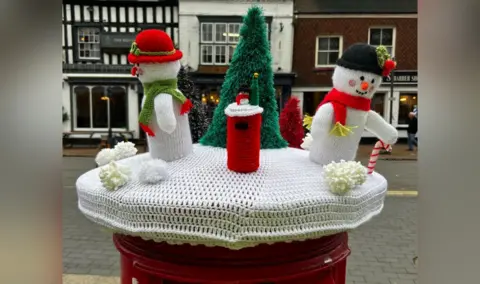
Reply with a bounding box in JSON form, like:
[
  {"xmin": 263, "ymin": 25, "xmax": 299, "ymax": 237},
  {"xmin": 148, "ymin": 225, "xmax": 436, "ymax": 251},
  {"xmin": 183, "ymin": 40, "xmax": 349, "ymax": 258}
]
[
  {"xmin": 309, "ymin": 43, "xmax": 398, "ymax": 166},
  {"xmin": 128, "ymin": 29, "xmax": 193, "ymax": 163}
]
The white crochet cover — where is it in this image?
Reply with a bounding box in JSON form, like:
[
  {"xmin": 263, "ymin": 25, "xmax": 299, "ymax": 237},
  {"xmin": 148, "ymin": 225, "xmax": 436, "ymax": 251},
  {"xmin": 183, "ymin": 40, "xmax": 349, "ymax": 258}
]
[{"xmin": 77, "ymin": 144, "xmax": 387, "ymax": 250}]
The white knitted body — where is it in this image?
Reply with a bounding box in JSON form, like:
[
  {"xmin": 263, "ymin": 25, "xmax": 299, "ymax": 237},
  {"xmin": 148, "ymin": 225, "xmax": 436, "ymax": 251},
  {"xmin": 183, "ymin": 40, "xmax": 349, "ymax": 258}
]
[
  {"xmin": 309, "ymin": 66, "xmax": 398, "ymax": 166},
  {"xmin": 142, "ymin": 94, "xmax": 193, "ymax": 161},
  {"xmin": 76, "ymin": 144, "xmax": 388, "ymax": 250},
  {"xmin": 136, "ymin": 60, "xmax": 193, "ymax": 162},
  {"xmin": 309, "ymin": 105, "xmax": 368, "ymax": 165}
]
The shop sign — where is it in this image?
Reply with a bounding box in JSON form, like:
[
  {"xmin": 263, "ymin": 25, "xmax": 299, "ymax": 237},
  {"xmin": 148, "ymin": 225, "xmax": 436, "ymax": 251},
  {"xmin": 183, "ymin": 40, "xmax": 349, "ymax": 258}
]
[
  {"xmin": 100, "ymin": 32, "xmax": 136, "ymax": 49},
  {"xmin": 383, "ymin": 71, "xmax": 418, "ymax": 84}
]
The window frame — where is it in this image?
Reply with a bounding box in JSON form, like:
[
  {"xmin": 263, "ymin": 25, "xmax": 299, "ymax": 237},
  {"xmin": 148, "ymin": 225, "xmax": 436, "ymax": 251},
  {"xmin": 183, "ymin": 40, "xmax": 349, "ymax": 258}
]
[
  {"xmin": 71, "ymin": 84, "xmax": 129, "ymax": 131},
  {"xmin": 73, "ymin": 24, "xmax": 103, "ymax": 63},
  {"xmin": 199, "ymin": 22, "xmax": 241, "ymax": 66},
  {"xmin": 197, "ymin": 16, "xmax": 272, "ymax": 66},
  {"xmin": 314, "ymin": 35, "xmax": 344, "ymax": 68},
  {"xmin": 368, "ymin": 26, "xmax": 397, "ymax": 58}
]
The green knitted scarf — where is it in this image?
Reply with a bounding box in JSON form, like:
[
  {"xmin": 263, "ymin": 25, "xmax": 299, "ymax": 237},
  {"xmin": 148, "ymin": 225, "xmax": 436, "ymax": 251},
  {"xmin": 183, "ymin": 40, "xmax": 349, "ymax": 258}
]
[{"xmin": 139, "ymin": 79, "xmax": 187, "ymax": 126}]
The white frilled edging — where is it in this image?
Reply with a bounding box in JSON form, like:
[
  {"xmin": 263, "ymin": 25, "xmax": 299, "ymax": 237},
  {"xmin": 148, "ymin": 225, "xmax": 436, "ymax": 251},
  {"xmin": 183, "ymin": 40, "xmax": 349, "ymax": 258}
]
[{"xmin": 76, "ymin": 144, "xmax": 387, "ymax": 250}]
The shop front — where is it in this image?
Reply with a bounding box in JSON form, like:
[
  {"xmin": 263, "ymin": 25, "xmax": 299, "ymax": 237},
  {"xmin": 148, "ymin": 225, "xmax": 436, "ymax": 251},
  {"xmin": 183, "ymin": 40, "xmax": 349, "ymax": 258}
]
[
  {"xmin": 62, "ymin": 74, "xmax": 141, "ymax": 142},
  {"xmin": 188, "ymin": 72, "xmax": 295, "ymax": 120}
]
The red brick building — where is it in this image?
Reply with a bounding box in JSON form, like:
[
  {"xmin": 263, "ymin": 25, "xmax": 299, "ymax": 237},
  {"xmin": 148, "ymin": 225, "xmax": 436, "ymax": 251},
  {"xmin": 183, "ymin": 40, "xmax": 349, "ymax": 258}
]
[{"xmin": 291, "ymin": 0, "xmax": 417, "ymax": 138}]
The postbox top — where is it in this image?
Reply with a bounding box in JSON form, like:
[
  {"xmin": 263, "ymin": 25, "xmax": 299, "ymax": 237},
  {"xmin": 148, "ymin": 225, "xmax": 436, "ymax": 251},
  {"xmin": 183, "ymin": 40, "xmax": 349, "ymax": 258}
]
[{"xmin": 225, "ymin": 102, "xmax": 264, "ymax": 117}]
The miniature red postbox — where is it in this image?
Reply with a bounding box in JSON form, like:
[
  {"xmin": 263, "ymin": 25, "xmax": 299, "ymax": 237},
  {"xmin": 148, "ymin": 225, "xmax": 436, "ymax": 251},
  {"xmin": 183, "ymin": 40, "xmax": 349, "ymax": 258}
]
[{"xmin": 225, "ymin": 73, "xmax": 263, "ymax": 173}]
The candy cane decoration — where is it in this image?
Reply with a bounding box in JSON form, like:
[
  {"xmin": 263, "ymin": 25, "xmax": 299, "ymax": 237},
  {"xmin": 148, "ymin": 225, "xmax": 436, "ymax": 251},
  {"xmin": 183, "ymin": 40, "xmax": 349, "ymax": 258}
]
[{"xmin": 367, "ymin": 140, "xmax": 392, "ymax": 174}]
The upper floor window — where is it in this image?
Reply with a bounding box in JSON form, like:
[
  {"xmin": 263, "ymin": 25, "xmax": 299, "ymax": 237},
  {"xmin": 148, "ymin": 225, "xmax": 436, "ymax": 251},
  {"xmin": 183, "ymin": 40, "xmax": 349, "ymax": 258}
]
[
  {"xmin": 369, "ymin": 27, "xmax": 395, "ymax": 57},
  {"xmin": 200, "ymin": 23, "xmax": 241, "ymax": 65},
  {"xmin": 77, "ymin": 27, "xmax": 101, "ymax": 60},
  {"xmin": 315, "ymin": 36, "xmax": 343, "ymax": 67}
]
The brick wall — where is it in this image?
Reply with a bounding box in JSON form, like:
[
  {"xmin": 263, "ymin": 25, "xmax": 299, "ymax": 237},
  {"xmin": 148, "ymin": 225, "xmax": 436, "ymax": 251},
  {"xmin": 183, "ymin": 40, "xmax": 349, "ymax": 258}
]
[{"xmin": 292, "ymin": 17, "xmax": 417, "ymax": 87}]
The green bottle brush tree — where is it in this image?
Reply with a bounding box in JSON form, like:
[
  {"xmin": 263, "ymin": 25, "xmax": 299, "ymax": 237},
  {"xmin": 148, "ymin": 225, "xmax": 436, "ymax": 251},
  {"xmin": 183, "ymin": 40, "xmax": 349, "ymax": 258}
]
[{"xmin": 199, "ymin": 6, "xmax": 287, "ymax": 149}]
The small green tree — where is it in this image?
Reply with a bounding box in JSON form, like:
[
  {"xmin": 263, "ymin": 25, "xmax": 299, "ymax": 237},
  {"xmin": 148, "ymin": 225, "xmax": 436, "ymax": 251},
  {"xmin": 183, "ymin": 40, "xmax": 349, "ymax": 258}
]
[
  {"xmin": 177, "ymin": 65, "xmax": 209, "ymax": 143},
  {"xmin": 199, "ymin": 6, "xmax": 287, "ymax": 149}
]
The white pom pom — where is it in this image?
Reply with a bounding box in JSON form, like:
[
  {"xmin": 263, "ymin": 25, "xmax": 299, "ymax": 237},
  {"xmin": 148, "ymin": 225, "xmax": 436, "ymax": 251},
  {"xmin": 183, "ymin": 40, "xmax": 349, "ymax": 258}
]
[
  {"xmin": 323, "ymin": 160, "xmax": 367, "ymax": 195},
  {"xmin": 98, "ymin": 161, "xmax": 131, "ymax": 191},
  {"xmin": 301, "ymin": 133, "xmax": 313, "ymax": 150},
  {"xmin": 138, "ymin": 159, "xmax": 169, "ymax": 184},
  {"xmin": 114, "ymin": 141, "xmax": 138, "ymax": 160},
  {"xmin": 95, "ymin": 148, "xmax": 116, "ymax": 166}
]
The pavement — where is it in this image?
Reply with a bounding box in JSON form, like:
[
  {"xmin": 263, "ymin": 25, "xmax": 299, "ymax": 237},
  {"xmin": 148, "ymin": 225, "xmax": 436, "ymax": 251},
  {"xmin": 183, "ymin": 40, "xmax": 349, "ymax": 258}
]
[{"xmin": 63, "ymin": 155, "xmax": 418, "ymax": 284}]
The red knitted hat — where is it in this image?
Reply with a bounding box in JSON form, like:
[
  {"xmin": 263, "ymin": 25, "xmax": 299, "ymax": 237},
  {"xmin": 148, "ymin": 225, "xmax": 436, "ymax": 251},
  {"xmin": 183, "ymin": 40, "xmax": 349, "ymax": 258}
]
[{"xmin": 128, "ymin": 29, "xmax": 183, "ymax": 64}]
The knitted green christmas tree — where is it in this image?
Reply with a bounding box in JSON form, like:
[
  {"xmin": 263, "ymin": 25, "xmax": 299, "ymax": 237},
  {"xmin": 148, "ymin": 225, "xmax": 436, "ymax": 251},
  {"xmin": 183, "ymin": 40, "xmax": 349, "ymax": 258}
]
[{"xmin": 199, "ymin": 6, "xmax": 287, "ymax": 149}]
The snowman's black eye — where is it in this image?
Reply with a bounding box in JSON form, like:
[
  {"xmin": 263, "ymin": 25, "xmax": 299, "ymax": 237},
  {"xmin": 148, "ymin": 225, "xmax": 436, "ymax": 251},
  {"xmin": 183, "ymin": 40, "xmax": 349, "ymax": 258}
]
[
  {"xmin": 371, "ymin": 79, "xmax": 375, "ymax": 83},
  {"xmin": 360, "ymin": 76, "xmax": 365, "ymax": 81}
]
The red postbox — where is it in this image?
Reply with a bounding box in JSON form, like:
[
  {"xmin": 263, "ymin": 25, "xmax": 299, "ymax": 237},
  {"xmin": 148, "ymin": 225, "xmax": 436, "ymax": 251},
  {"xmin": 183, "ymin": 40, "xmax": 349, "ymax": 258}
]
[
  {"xmin": 225, "ymin": 73, "xmax": 263, "ymax": 173},
  {"xmin": 114, "ymin": 232, "xmax": 350, "ymax": 284}
]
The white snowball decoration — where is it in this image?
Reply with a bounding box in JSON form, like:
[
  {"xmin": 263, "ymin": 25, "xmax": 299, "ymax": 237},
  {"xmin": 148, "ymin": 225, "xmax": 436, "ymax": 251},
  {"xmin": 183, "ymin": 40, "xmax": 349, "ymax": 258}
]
[
  {"xmin": 349, "ymin": 161, "xmax": 367, "ymax": 185},
  {"xmin": 301, "ymin": 133, "xmax": 313, "ymax": 150},
  {"xmin": 95, "ymin": 148, "xmax": 116, "ymax": 166},
  {"xmin": 138, "ymin": 159, "xmax": 169, "ymax": 184},
  {"xmin": 323, "ymin": 160, "xmax": 367, "ymax": 195},
  {"xmin": 95, "ymin": 141, "xmax": 139, "ymax": 166},
  {"xmin": 98, "ymin": 161, "xmax": 131, "ymax": 191},
  {"xmin": 114, "ymin": 141, "xmax": 138, "ymax": 160}
]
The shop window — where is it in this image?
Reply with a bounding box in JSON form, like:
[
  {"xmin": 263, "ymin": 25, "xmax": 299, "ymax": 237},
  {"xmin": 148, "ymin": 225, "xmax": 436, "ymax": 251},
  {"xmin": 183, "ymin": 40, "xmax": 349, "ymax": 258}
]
[
  {"xmin": 109, "ymin": 86, "xmax": 128, "ymax": 128},
  {"xmin": 73, "ymin": 85, "xmax": 128, "ymax": 130},
  {"xmin": 303, "ymin": 92, "xmax": 328, "ymax": 116},
  {"xmin": 200, "ymin": 87, "xmax": 221, "ymax": 120},
  {"xmin": 398, "ymin": 93, "xmax": 417, "ymax": 125},
  {"xmin": 369, "ymin": 27, "xmax": 395, "ymax": 57},
  {"xmin": 370, "ymin": 92, "xmax": 386, "ymax": 118}
]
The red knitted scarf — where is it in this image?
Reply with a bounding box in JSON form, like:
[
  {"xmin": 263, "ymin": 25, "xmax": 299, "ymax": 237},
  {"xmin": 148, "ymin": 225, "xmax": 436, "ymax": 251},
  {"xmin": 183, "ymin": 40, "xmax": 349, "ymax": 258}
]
[{"xmin": 317, "ymin": 88, "xmax": 372, "ymax": 125}]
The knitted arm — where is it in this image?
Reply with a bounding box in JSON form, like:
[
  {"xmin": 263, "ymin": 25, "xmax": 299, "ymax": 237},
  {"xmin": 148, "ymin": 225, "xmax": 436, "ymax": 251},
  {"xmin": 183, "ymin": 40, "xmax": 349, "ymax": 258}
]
[
  {"xmin": 310, "ymin": 103, "xmax": 334, "ymax": 138},
  {"xmin": 365, "ymin": 110, "xmax": 398, "ymax": 145},
  {"xmin": 154, "ymin": 93, "xmax": 177, "ymax": 134}
]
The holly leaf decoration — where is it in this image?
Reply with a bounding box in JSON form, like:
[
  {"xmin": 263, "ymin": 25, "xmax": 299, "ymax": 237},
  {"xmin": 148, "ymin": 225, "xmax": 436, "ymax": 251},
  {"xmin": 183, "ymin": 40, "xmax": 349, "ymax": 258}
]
[{"xmin": 375, "ymin": 45, "xmax": 391, "ymax": 68}]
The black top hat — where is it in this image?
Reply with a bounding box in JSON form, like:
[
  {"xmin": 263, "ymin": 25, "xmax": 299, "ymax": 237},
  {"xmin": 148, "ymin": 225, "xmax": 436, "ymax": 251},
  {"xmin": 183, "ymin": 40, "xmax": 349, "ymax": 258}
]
[
  {"xmin": 238, "ymin": 84, "xmax": 251, "ymax": 93},
  {"xmin": 336, "ymin": 43, "xmax": 383, "ymax": 76}
]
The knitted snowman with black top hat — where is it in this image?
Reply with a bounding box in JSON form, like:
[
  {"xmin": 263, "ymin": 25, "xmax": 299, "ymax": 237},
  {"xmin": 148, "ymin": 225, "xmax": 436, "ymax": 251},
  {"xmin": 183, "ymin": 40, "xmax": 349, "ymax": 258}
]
[
  {"xmin": 129, "ymin": 29, "xmax": 193, "ymax": 164},
  {"xmin": 309, "ymin": 43, "xmax": 398, "ymax": 166}
]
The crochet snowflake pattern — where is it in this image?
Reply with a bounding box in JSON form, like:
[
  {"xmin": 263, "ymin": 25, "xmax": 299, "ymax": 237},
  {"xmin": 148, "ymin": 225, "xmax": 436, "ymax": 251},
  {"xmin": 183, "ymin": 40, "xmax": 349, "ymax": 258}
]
[
  {"xmin": 138, "ymin": 159, "xmax": 169, "ymax": 184},
  {"xmin": 114, "ymin": 141, "xmax": 138, "ymax": 160},
  {"xmin": 95, "ymin": 148, "xmax": 117, "ymax": 167},
  {"xmin": 301, "ymin": 133, "xmax": 313, "ymax": 150},
  {"xmin": 323, "ymin": 160, "xmax": 367, "ymax": 195},
  {"xmin": 98, "ymin": 162, "xmax": 131, "ymax": 191}
]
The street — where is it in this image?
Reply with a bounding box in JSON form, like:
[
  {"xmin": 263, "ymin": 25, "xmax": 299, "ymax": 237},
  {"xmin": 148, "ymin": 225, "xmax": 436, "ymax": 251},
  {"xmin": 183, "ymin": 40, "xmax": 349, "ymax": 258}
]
[{"xmin": 63, "ymin": 157, "xmax": 418, "ymax": 284}]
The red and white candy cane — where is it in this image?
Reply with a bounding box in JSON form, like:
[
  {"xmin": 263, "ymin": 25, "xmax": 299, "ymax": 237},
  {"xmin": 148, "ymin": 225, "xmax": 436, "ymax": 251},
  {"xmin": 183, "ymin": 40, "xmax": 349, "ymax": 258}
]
[{"xmin": 367, "ymin": 140, "xmax": 392, "ymax": 174}]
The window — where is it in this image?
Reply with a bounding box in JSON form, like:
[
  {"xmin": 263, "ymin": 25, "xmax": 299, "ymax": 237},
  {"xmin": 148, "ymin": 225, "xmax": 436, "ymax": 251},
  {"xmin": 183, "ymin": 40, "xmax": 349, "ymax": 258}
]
[
  {"xmin": 315, "ymin": 36, "xmax": 342, "ymax": 67},
  {"xmin": 73, "ymin": 85, "xmax": 127, "ymax": 130},
  {"xmin": 77, "ymin": 27, "xmax": 101, "ymax": 60},
  {"xmin": 200, "ymin": 22, "xmax": 241, "ymax": 65},
  {"xmin": 369, "ymin": 27, "xmax": 395, "ymax": 56},
  {"xmin": 398, "ymin": 93, "xmax": 417, "ymax": 125},
  {"xmin": 371, "ymin": 92, "xmax": 386, "ymax": 118},
  {"xmin": 303, "ymin": 91, "xmax": 328, "ymax": 116}
]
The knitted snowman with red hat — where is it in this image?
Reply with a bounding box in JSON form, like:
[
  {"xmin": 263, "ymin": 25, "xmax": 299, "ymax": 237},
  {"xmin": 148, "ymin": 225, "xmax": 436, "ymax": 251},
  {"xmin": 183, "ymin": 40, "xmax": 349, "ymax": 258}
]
[
  {"xmin": 129, "ymin": 30, "xmax": 193, "ymax": 168},
  {"xmin": 309, "ymin": 43, "xmax": 398, "ymax": 166}
]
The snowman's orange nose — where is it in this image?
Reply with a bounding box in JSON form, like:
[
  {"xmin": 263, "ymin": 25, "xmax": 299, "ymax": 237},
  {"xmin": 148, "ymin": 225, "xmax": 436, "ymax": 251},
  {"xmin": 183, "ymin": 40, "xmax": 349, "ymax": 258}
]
[{"xmin": 360, "ymin": 82, "xmax": 369, "ymax": 90}]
